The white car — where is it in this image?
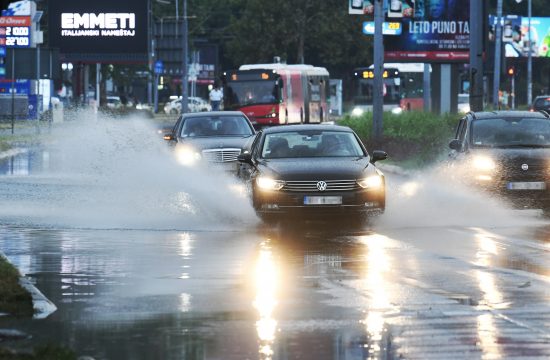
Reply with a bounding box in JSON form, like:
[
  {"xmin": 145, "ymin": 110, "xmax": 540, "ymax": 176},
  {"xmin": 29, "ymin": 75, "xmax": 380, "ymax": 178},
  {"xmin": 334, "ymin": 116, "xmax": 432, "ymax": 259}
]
[
  {"xmin": 106, "ymin": 96, "xmax": 123, "ymax": 109},
  {"xmin": 164, "ymin": 97, "xmax": 212, "ymax": 115}
]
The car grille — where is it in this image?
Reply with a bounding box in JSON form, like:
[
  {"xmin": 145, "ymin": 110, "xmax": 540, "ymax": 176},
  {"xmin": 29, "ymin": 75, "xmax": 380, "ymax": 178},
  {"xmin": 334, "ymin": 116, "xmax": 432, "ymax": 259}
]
[
  {"xmin": 201, "ymin": 148, "xmax": 241, "ymax": 163},
  {"xmin": 500, "ymin": 159, "xmax": 550, "ymax": 179},
  {"xmin": 283, "ymin": 180, "xmax": 359, "ymax": 192}
]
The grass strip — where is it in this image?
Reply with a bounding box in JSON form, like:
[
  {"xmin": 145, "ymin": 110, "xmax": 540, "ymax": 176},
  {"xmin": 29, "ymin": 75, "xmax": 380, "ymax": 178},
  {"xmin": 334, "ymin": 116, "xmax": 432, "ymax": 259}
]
[{"xmin": 0, "ymin": 255, "xmax": 33, "ymax": 317}]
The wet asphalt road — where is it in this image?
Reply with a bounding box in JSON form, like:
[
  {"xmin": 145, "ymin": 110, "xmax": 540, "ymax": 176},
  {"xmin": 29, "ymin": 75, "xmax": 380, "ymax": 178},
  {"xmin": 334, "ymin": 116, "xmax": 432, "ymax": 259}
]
[{"xmin": 1, "ymin": 121, "xmax": 550, "ymax": 359}]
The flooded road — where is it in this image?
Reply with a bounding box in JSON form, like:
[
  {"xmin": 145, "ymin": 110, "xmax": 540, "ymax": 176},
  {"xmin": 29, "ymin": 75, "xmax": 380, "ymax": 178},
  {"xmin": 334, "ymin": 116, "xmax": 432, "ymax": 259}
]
[{"xmin": 1, "ymin": 118, "xmax": 550, "ymax": 359}]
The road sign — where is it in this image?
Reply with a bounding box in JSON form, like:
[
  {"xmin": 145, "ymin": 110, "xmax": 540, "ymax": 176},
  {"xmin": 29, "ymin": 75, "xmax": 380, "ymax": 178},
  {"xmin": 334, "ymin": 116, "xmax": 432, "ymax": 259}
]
[{"xmin": 154, "ymin": 60, "xmax": 163, "ymax": 74}]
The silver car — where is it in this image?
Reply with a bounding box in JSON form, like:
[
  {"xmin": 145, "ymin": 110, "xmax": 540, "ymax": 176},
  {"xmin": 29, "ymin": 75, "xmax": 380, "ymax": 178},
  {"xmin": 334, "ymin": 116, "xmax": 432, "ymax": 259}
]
[{"xmin": 163, "ymin": 111, "xmax": 256, "ymax": 174}]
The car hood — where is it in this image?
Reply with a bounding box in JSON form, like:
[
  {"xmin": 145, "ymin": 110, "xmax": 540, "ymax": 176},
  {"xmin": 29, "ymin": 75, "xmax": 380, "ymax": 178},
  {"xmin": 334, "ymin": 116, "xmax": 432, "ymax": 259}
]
[
  {"xmin": 258, "ymin": 157, "xmax": 376, "ymax": 180},
  {"xmin": 178, "ymin": 136, "xmax": 254, "ymax": 150}
]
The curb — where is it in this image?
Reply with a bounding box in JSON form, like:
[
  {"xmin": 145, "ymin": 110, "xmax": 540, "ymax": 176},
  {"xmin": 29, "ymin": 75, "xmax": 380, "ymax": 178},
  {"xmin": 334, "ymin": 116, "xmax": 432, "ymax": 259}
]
[
  {"xmin": 19, "ymin": 277, "xmax": 57, "ymax": 319},
  {"xmin": 0, "ymin": 252, "xmax": 57, "ymax": 319}
]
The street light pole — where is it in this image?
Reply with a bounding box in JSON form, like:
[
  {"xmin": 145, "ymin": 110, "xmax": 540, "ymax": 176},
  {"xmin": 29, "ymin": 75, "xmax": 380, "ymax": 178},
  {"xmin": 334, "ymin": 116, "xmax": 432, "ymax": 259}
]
[
  {"xmin": 372, "ymin": 0, "xmax": 384, "ymax": 141},
  {"xmin": 527, "ymin": 0, "xmax": 532, "ymax": 108},
  {"xmin": 181, "ymin": 0, "xmax": 188, "ymax": 113},
  {"xmin": 493, "ymin": 0, "xmax": 503, "ymax": 109}
]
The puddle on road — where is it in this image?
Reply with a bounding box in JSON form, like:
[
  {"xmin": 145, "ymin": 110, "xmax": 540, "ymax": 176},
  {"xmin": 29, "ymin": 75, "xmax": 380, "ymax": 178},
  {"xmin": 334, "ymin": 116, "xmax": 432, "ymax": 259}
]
[{"xmin": 0, "ymin": 110, "xmax": 257, "ymax": 231}]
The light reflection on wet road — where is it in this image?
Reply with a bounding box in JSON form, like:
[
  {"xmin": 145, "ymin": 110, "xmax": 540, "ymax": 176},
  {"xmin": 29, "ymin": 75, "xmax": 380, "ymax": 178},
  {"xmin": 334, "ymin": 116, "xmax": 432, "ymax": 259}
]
[{"xmin": 1, "ymin": 138, "xmax": 550, "ymax": 359}]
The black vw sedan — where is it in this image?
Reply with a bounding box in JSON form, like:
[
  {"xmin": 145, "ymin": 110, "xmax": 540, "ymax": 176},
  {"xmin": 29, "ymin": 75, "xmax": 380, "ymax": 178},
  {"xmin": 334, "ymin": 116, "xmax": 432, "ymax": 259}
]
[
  {"xmin": 237, "ymin": 124, "xmax": 387, "ymax": 221},
  {"xmin": 164, "ymin": 111, "xmax": 256, "ymax": 174},
  {"xmin": 449, "ymin": 110, "xmax": 550, "ymax": 211}
]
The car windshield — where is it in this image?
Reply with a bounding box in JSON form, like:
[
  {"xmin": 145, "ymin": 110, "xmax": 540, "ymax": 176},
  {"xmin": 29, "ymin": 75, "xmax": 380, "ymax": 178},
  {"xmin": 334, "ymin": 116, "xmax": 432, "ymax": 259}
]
[
  {"xmin": 471, "ymin": 117, "xmax": 550, "ymax": 147},
  {"xmin": 181, "ymin": 116, "xmax": 253, "ymax": 137},
  {"xmin": 261, "ymin": 130, "xmax": 365, "ymax": 158}
]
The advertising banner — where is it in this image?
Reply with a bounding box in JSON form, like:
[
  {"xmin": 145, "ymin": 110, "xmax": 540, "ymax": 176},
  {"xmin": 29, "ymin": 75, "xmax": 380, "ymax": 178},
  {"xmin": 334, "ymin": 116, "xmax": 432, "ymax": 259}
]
[
  {"xmin": 490, "ymin": 16, "xmax": 550, "ymax": 58},
  {"xmin": 47, "ymin": 0, "xmax": 148, "ymax": 60},
  {"xmin": 384, "ymin": 0, "xmax": 470, "ymax": 62}
]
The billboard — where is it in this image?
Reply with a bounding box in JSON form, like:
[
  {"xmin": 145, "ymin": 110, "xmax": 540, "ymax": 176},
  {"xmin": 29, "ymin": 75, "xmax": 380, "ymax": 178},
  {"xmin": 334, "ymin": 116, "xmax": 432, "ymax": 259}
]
[
  {"xmin": 47, "ymin": 0, "xmax": 148, "ymax": 61},
  {"xmin": 489, "ymin": 16, "xmax": 550, "ymax": 58},
  {"xmin": 0, "ymin": 16, "xmax": 31, "ymax": 48},
  {"xmin": 384, "ymin": 0, "xmax": 470, "ymax": 62}
]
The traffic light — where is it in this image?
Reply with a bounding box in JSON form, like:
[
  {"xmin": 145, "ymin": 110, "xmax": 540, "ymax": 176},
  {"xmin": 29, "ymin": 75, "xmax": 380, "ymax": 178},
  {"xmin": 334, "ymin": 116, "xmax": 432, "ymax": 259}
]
[{"xmin": 507, "ymin": 66, "xmax": 515, "ymax": 77}]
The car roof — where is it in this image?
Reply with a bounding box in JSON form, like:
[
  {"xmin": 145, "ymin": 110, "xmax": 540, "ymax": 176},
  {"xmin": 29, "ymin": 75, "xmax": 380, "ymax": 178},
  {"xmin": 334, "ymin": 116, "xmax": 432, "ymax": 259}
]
[
  {"xmin": 260, "ymin": 124, "xmax": 354, "ymax": 134},
  {"xmin": 467, "ymin": 110, "xmax": 550, "ymax": 120},
  {"xmin": 180, "ymin": 111, "xmax": 247, "ymax": 118}
]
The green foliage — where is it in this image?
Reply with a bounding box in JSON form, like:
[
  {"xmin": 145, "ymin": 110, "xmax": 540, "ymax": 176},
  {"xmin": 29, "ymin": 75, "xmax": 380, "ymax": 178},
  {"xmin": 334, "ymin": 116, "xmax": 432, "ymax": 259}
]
[
  {"xmin": 0, "ymin": 256, "xmax": 33, "ymax": 317},
  {"xmin": 339, "ymin": 111, "xmax": 459, "ymax": 167}
]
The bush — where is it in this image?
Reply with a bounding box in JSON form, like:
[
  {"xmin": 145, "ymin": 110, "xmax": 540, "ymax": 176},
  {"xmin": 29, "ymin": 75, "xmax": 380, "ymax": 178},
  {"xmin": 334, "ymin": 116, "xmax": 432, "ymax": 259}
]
[{"xmin": 339, "ymin": 111, "xmax": 459, "ymax": 167}]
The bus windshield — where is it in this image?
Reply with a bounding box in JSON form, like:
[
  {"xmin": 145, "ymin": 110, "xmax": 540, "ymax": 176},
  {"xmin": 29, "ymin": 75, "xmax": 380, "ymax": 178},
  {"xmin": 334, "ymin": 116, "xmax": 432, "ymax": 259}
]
[
  {"xmin": 224, "ymin": 80, "xmax": 280, "ymax": 108},
  {"xmin": 353, "ymin": 78, "xmax": 401, "ymax": 105}
]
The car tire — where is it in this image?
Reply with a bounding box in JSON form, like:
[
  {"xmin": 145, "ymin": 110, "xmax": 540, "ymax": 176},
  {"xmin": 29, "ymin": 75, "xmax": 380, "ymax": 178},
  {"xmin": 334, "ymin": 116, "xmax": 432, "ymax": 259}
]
[{"xmin": 170, "ymin": 109, "xmax": 178, "ymax": 115}]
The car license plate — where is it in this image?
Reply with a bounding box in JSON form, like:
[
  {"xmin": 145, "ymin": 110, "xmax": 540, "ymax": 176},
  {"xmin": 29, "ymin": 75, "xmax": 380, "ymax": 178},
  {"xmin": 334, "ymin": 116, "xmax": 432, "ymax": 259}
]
[
  {"xmin": 507, "ymin": 181, "xmax": 546, "ymax": 190},
  {"xmin": 304, "ymin": 196, "xmax": 342, "ymax": 205}
]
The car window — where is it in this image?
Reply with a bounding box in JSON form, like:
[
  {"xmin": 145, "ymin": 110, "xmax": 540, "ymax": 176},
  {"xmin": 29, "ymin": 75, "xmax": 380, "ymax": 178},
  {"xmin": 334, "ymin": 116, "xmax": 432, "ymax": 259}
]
[
  {"xmin": 180, "ymin": 116, "xmax": 254, "ymax": 137},
  {"xmin": 261, "ymin": 130, "xmax": 365, "ymax": 158},
  {"xmin": 455, "ymin": 118, "xmax": 467, "ymax": 141},
  {"xmin": 534, "ymin": 97, "xmax": 550, "ymax": 109},
  {"xmin": 471, "ymin": 117, "xmax": 550, "ymax": 147}
]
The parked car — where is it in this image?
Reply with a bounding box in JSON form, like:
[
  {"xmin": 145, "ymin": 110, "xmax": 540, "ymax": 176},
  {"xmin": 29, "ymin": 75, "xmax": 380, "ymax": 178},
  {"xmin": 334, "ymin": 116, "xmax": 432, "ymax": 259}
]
[
  {"xmin": 532, "ymin": 95, "xmax": 550, "ymax": 113},
  {"xmin": 163, "ymin": 111, "xmax": 256, "ymax": 174},
  {"xmin": 164, "ymin": 97, "xmax": 212, "ymax": 115},
  {"xmin": 237, "ymin": 124, "xmax": 387, "ymax": 222},
  {"xmin": 106, "ymin": 96, "xmax": 123, "ymax": 109},
  {"xmin": 448, "ymin": 110, "xmax": 550, "ymax": 212}
]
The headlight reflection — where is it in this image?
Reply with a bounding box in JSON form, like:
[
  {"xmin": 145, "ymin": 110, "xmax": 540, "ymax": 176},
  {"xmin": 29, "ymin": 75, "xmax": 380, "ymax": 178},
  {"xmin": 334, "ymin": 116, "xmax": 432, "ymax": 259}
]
[
  {"xmin": 254, "ymin": 241, "xmax": 279, "ymax": 359},
  {"xmin": 473, "ymin": 229, "xmax": 505, "ymax": 359},
  {"xmin": 359, "ymin": 234, "xmax": 396, "ymax": 359}
]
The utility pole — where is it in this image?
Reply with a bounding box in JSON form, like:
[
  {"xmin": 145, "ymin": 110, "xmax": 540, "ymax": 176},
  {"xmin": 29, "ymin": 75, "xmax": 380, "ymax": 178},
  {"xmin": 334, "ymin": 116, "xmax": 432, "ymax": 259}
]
[
  {"xmin": 515, "ymin": 0, "xmax": 533, "ymax": 107},
  {"xmin": 527, "ymin": 0, "xmax": 532, "ymax": 108},
  {"xmin": 373, "ymin": 0, "xmax": 384, "ymax": 140},
  {"xmin": 181, "ymin": 0, "xmax": 189, "ymax": 114},
  {"xmin": 469, "ymin": 0, "xmax": 484, "ymax": 111},
  {"xmin": 493, "ymin": 0, "xmax": 503, "ymax": 109}
]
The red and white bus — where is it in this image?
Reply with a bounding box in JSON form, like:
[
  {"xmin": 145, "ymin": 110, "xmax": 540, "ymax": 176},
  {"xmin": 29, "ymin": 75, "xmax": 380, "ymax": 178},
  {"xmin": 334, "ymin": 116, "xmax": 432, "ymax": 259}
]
[
  {"xmin": 222, "ymin": 63, "xmax": 330, "ymax": 126},
  {"xmin": 351, "ymin": 63, "xmax": 427, "ymax": 116}
]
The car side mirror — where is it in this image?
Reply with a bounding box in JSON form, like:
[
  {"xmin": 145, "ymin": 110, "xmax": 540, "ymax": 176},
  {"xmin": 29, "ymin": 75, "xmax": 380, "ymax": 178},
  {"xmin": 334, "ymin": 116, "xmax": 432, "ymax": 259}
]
[
  {"xmin": 371, "ymin": 150, "xmax": 387, "ymax": 163},
  {"xmin": 237, "ymin": 152, "xmax": 253, "ymax": 164},
  {"xmin": 449, "ymin": 139, "xmax": 462, "ymax": 151}
]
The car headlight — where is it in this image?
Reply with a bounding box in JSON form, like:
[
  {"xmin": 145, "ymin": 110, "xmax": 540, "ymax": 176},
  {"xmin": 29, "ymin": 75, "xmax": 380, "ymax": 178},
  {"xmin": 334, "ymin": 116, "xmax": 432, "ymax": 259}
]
[
  {"xmin": 357, "ymin": 175, "xmax": 383, "ymax": 189},
  {"xmin": 176, "ymin": 146, "xmax": 202, "ymax": 166},
  {"xmin": 472, "ymin": 156, "xmax": 496, "ymax": 171},
  {"xmin": 256, "ymin": 176, "xmax": 285, "ymax": 191},
  {"xmin": 351, "ymin": 107, "xmax": 364, "ymax": 117}
]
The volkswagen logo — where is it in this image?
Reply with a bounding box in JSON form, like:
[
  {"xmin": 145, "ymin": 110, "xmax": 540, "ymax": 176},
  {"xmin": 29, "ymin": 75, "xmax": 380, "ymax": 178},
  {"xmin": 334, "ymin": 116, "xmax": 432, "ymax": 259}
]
[
  {"xmin": 521, "ymin": 164, "xmax": 529, "ymax": 171},
  {"xmin": 317, "ymin": 181, "xmax": 328, "ymax": 191}
]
